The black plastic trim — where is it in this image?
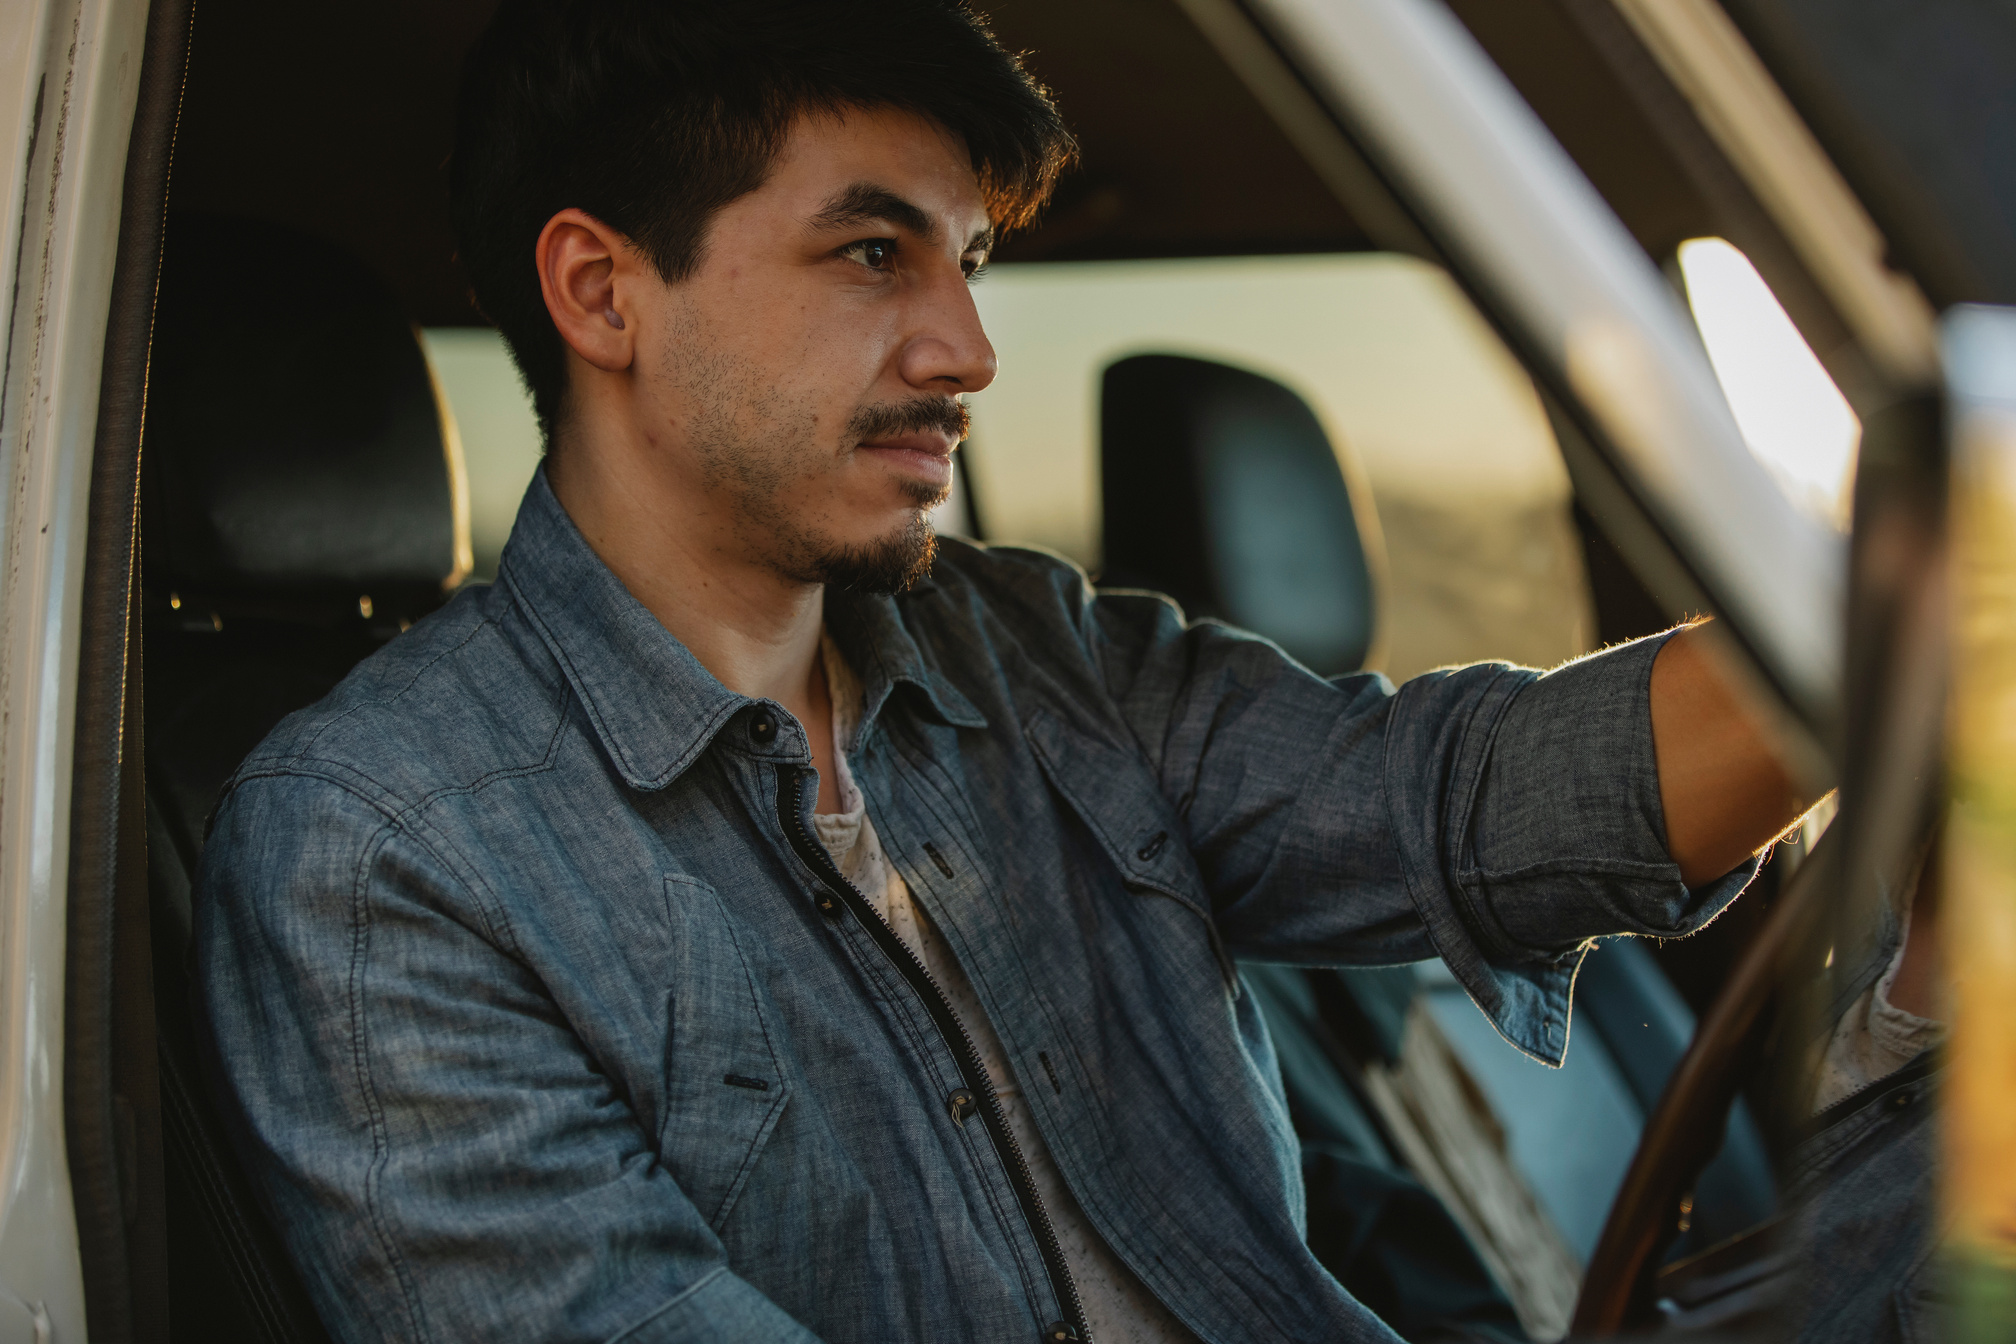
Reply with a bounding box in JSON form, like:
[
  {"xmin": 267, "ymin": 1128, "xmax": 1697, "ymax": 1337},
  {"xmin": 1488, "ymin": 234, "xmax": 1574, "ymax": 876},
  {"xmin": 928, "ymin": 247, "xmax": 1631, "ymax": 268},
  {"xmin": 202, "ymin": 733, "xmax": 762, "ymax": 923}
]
[{"xmin": 64, "ymin": 0, "xmax": 196, "ymax": 1338}]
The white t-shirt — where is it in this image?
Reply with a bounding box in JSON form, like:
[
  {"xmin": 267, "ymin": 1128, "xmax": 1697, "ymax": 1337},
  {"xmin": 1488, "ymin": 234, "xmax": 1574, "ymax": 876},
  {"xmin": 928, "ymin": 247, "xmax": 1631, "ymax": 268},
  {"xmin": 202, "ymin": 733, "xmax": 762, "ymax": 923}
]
[
  {"xmin": 811, "ymin": 637, "xmax": 1200, "ymax": 1344},
  {"xmin": 1811, "ymin": 910, "xmax": 1945, "ymax": 1115}
]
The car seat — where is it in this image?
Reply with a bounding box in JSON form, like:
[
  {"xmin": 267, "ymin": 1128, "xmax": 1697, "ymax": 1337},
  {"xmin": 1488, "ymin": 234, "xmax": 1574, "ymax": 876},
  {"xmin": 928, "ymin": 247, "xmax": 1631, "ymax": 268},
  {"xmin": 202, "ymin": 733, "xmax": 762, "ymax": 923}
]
[
  {"xmin": 143, "ymin": 216, "xmax": 468, "ymax": 1343},
  {"xmin": 1100, "ymin": 354, "xmax": 1375, "ymax": 675}
]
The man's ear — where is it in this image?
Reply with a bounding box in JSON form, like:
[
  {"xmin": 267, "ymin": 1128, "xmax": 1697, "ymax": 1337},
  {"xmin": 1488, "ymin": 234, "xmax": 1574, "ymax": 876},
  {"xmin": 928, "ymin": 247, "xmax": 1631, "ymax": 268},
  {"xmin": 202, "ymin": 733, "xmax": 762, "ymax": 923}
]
[{"xmin": 535, "ymin": 208, "xmax": 637, "ymax": 373}]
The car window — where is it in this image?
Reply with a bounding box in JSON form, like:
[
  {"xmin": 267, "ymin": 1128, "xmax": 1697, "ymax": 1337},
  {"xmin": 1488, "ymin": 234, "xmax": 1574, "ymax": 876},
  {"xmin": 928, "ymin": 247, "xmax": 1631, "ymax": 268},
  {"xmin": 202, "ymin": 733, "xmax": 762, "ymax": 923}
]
[
  {"xmin": 420, "ymin": 329, "xmax": 545, "ymax": 582},
  {"xmin": 427, "ymin": 251, "xmax": 1597, "ymax": 683},
  {"xmin": 963, "ymin": 252, "xmax": 1592, "ymax": 681},
  {"xmin": 1676, "ymin": 236, "xmax": 1859, "ymax": 530}
]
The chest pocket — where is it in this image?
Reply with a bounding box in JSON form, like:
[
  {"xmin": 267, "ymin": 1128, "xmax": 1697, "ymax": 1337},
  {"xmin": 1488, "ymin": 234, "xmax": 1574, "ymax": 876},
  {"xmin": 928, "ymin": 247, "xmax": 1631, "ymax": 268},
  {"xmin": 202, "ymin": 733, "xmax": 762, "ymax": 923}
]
[
  {"xmin": 659, "ymin": 874, "xmax": 790, "ymax": 1231},
  {"xmin": 1023, "ymin": 710, "xmax": 1239, "ymax": 991}
]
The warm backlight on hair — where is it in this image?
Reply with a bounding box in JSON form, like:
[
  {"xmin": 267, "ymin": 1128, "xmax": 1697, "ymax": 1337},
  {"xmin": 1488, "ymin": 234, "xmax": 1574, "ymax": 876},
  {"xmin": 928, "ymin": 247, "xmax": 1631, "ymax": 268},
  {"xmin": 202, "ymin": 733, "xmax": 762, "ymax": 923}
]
[{"xmin": 1678, "ymin": 237, "xmax": 1860, "ymax": 529}]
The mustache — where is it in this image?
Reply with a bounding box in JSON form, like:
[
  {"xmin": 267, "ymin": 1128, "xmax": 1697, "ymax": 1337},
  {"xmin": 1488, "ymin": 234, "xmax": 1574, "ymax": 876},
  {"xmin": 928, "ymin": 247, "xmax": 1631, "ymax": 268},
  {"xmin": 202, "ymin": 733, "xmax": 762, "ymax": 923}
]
[{"xmin": 846, "ymin": 397, "xmax": 971, "ymax": 446}]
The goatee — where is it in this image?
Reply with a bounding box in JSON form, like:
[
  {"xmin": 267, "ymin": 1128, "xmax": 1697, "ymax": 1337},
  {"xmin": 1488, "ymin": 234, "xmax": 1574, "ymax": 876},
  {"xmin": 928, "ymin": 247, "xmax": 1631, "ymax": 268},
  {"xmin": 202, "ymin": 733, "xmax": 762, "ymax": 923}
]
[{"xmin": 817, "ymin": 485, "xmax": 941, "ymax": 593}]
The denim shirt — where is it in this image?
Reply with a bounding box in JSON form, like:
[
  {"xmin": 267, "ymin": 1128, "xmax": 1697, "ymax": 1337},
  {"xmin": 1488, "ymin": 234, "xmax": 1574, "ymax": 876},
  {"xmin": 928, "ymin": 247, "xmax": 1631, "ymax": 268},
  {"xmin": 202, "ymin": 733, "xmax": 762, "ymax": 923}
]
[{"xmin": 197, "ymin": 472, "xmax": 1753, "ymax": 1344}]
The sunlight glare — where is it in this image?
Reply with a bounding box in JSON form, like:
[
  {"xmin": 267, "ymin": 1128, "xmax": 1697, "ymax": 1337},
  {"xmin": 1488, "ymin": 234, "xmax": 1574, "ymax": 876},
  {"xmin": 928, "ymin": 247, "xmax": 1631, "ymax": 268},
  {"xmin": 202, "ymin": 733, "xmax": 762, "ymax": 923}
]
[{"xmin": 1678, "ymin": 237, "xmax": 1859, "ymax": 528}]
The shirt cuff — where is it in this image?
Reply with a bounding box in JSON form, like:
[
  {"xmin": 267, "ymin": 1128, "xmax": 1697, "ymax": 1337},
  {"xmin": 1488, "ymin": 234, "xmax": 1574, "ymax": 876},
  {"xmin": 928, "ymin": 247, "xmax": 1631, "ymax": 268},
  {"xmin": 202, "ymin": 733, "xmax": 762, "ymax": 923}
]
[{"xmin": 1423, "ymin": 630, "xmax": 1759, "ymax": 1065}]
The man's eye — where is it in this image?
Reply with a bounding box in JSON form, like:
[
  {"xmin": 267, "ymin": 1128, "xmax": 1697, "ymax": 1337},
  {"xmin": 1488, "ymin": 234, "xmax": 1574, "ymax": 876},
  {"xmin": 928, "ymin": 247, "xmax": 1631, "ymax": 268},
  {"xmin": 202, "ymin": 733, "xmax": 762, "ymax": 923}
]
[{"xmin": 844, "ymin": 238, "xmax": 896, "ymax": 270}]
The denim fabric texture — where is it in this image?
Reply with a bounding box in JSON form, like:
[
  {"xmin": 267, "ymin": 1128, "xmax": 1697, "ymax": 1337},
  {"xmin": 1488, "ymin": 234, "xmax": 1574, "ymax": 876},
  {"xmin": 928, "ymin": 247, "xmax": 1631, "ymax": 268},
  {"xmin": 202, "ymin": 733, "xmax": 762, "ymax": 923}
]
[
  {"xmin": 197, "ymin": 471, "xmax": 1755, "ymax": 1344},
  {"xmin": 1789, "ymin": 1050, "xmax": 1943, "ymax": 1343}
]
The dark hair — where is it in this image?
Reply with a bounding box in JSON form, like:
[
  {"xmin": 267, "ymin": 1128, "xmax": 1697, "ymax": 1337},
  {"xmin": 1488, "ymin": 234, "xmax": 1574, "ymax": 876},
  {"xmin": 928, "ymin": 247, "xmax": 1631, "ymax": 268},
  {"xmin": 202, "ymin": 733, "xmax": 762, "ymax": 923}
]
[{"xmin": 451, "ymin": 0, "xmax": 1076, "ymax": 438}]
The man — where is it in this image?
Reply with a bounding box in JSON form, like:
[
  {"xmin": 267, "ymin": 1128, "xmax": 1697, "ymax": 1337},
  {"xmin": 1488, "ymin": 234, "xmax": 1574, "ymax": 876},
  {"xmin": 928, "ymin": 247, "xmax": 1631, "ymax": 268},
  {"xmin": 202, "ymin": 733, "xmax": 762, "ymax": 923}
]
[{"xmin": 197, "ymin": 3, "xmax": 1808, "ymax": 1341}]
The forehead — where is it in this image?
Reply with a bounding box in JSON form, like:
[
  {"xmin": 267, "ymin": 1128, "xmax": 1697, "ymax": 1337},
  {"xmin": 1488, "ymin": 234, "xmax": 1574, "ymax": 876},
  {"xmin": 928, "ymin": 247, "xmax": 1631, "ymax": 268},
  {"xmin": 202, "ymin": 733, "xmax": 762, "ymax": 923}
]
[{"xmin": 764, "ymin": 107, "xmax": 990, "ymax": 232}]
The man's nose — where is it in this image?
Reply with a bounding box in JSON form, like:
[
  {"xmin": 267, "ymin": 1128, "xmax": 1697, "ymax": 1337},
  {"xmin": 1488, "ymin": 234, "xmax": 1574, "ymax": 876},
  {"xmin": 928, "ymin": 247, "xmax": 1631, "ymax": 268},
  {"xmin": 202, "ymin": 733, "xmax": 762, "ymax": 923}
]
[{"xmin": 897, "ymin": 272, "xmax": 998, "ymax": 395}]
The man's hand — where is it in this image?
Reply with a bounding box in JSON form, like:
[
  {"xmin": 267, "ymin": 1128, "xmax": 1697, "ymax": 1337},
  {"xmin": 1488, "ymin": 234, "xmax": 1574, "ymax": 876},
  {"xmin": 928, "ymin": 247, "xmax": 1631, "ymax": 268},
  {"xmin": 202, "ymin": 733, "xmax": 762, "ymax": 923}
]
[{"xmin": 1649, "ymin": 623, "xmax": 1813, "ymax": 886}]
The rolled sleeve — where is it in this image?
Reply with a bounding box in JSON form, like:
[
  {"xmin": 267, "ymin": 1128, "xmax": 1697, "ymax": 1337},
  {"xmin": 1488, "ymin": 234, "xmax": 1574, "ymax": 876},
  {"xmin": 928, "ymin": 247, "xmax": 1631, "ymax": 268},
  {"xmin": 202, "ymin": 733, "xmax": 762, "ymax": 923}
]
[
  {"xmin": 1429, "ymin": 631, "xmax": 1757, "ymax": 1063},
  {"xmin": 1477, "ymin": 630, "xmax": 1760, "ymax": 944}
]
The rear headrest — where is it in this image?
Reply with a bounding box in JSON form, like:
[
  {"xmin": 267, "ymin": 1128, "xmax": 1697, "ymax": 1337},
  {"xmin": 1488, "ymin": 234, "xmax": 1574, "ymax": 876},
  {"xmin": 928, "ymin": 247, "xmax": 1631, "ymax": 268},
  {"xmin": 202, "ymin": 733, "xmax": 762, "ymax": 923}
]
[
  {"xmin": 144, "ymin": 216, "xmax": 469, "ymax": 620},
  {"xmin": 1100, "ymin": 353, "xmax": 1375, "ymax": 676}
]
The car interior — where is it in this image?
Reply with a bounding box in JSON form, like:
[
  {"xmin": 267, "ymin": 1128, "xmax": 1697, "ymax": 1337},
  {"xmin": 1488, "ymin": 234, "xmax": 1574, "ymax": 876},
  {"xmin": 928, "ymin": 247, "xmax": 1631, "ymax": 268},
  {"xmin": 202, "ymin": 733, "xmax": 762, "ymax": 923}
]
[
  {"xmin": 49, "ymin": 0, "xmax": 2015, "ymax": 1338},
  {"xmin": 142, "ymin": 215, "xmax": 470, "ymax": 1344}
]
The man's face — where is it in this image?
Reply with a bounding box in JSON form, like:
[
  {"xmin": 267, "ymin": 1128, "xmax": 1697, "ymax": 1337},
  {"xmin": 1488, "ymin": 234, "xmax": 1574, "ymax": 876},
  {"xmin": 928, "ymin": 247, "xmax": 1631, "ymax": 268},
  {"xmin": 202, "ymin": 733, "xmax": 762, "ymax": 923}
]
[{"xmin": 626, "ymin": 107, "xmax": 998, "ymax": 591}]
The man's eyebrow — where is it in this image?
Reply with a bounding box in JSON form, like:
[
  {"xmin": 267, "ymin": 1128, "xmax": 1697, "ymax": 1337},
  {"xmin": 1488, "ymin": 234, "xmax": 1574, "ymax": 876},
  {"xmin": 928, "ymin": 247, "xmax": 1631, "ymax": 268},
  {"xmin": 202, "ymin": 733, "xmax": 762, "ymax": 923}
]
[
  {"xmin": 809, "ymin": 183, "xmax": 994, "ymax": 255},
  {"xmin": 809, "ymin": 183, "xmax": 939, "ymax": 243}
]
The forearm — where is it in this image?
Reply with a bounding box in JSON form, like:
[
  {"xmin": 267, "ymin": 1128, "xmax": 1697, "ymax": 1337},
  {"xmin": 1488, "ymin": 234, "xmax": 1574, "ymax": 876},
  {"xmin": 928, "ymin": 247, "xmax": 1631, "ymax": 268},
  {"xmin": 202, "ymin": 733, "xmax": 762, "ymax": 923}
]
[{"xmin": 1649, "ymin": 622, "xmax": 1812, "ymax": 885}]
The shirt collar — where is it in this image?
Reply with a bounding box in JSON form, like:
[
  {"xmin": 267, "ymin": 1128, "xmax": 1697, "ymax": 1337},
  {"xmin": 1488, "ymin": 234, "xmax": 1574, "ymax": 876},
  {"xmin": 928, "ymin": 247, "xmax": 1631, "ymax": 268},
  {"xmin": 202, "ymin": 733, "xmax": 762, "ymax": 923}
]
[{"xmin": 498, "ymin": 469, "xmax": 984, "ymax": 793}]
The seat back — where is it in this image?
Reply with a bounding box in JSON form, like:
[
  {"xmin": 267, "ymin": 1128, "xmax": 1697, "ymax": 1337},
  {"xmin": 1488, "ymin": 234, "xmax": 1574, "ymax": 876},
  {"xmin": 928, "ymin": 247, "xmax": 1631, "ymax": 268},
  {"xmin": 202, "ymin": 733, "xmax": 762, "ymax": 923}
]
[
  {"xmin": 1100, "ymin": 353, "xmax": 1375, "ymax": 675},
  {"xmin": 145, "ymin": 215, "xmax": 467, "ymax": 1343}
]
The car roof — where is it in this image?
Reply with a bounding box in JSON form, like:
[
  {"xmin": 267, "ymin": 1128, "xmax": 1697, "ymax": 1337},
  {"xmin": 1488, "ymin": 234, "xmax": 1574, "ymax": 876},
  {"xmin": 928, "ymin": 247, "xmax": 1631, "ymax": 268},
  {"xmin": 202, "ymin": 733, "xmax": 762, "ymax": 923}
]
[{"xmin": 166, "ymin": 0, "xmax": 2016, "ymax": 327}]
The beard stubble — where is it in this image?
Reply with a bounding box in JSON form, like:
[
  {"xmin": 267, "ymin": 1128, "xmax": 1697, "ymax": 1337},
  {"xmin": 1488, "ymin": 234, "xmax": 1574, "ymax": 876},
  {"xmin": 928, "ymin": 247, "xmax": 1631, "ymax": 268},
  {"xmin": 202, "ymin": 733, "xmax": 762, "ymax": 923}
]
[{"xmin": 670, "ymin": 330, "xmax": 964, "ymax": 594}]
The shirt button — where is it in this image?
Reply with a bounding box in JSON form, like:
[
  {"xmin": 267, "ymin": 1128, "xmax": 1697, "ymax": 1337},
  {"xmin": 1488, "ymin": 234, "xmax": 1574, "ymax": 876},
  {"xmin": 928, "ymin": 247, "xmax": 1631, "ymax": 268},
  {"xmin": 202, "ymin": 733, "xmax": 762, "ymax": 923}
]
[
  {"xmin": 748, "ymin": 710, "xmax": 777, "ymax": 745},
  {"xmin": 947, "ymin": 1088, "xmax": 976, "ymax": 1127}
]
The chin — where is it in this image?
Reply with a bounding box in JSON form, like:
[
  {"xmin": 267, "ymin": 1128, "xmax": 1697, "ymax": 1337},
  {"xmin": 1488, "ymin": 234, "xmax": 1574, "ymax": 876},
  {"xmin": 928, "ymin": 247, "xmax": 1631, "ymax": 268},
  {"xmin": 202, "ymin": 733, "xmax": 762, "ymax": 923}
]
[{"xmin": 815, "ymin": 510, "xmax": 938, "ymax": 594}]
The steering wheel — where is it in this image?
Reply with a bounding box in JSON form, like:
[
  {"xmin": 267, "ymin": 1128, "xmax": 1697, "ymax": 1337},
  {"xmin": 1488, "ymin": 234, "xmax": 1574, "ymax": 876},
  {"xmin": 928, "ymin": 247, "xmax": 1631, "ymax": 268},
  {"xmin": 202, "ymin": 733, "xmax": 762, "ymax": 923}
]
[{"xmin": 1570, "ymin": 827, "xmax": 1841, "ymax": 1334}]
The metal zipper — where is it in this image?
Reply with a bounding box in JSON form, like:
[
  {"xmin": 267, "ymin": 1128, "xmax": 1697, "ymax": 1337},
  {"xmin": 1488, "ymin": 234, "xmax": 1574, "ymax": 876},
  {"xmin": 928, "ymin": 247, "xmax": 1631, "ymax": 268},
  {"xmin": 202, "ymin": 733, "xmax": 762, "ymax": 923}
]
[
  {"xmin": 774, "ymin": 764, "xmax": 1090, "ymax": 1343},
  {"xmin": 1807, "ymin": 1045, "xmax": 1941, "ymax": 1134}
]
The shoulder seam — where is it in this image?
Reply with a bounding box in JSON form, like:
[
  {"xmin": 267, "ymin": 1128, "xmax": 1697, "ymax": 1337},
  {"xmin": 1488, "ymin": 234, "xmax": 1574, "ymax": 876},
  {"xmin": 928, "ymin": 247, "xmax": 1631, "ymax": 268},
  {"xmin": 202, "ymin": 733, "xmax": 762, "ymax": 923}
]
[{"xmin": 292, "ymin": 615, "xmax": 499, "ymax": 762}]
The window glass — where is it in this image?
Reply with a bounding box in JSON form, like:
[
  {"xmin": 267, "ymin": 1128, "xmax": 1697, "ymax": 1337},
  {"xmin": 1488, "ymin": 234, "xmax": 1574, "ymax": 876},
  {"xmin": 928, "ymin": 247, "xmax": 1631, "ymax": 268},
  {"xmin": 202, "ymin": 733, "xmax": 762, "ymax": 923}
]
[
  {"xmin": 421, "ymin": 328, "xmax": 543, "ymax": 580},
  {"xmin": 425, "ymin": 253, "xmax": 1596, "ymax": 681},
  {"xmin": 966, "ymin": 254, "xmax": 1592, "ymax": 679},
  {"xmin": 1677, "ymin": 237, "xmax": 1860, "ymax": 530}
]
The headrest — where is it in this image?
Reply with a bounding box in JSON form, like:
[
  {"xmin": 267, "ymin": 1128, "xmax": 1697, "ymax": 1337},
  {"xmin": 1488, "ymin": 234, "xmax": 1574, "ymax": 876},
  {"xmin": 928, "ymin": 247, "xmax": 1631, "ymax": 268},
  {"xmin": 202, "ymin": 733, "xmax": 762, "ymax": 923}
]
[
  {"xmin": 1100, "ymin": 353, "xmax": 1374, "ymax": 675},
  {"xmin": 144, "ymin": 215, "xmax": 468, "ymax": 621}
]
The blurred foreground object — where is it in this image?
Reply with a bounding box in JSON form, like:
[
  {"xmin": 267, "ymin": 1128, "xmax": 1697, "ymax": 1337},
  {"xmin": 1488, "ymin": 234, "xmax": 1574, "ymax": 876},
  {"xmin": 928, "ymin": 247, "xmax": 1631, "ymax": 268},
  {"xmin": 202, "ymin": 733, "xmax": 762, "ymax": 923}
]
[{"xmin": 1941, "ymin": 303, "xmax": 2016, "ymax": 1335}]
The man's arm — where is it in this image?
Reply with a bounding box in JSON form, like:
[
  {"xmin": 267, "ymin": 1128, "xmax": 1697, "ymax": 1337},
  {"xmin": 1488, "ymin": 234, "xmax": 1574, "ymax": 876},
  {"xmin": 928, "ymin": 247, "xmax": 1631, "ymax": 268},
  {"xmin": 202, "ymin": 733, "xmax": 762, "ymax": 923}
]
[
  {"xmin": 1650, "ymin": 623, "xmax": 1811, "ymax": 886},
  {"xmin": 1064, "ymin": 573, "xmax": 1765, "ymax": 1065}
]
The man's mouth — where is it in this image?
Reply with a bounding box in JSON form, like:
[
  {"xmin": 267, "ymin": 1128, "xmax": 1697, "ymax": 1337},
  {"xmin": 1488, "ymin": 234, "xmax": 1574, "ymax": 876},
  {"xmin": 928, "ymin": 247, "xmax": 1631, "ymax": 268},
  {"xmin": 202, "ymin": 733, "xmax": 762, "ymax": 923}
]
[
  {"xmin": 858, "ymin": 432, "xmax": 957, "ymax": 488},
  {"xmin": 846, "ymin": 398, "xmax": 968, "ymax": 495}
]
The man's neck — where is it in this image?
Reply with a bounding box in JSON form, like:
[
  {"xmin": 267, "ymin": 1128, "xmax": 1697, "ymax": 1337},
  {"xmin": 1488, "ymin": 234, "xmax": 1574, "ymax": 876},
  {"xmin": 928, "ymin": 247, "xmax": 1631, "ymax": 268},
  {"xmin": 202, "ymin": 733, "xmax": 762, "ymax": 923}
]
[
  {"xmin": 546, "ymin": 414, "xmax": 845, "ymax": 813},
  {"xmin": 545, "ymin": 443, "xmax": 825, "ymax": 710}
]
